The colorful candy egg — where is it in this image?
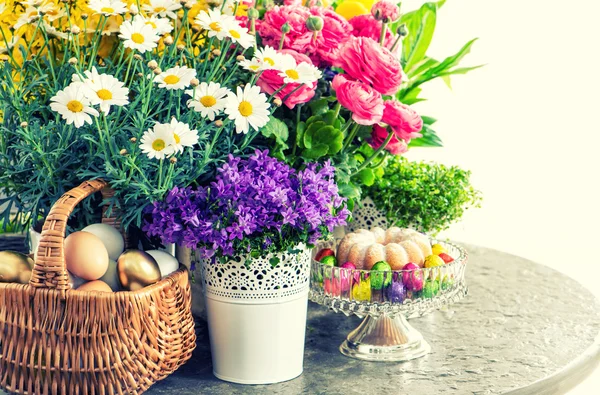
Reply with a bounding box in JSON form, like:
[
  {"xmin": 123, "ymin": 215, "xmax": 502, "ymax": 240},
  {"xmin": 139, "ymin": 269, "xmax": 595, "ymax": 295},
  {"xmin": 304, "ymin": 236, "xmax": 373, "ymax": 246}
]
[
  {"xmin": 315, "ymin": 248, "xmax": 335, "ymax": 262},
  {"xmin": 320, "ymin": 255, "xmax": 337, "ymax": 266},
  {"xmin": 339, "ymin": 262, "xmax": 356, "ymax": 292},
  {"xmin": 422, "ymin": 279, "xmax": 440, "ymax": 298},
  {"xmin": 352, "ymin": 278, "xmax": 371, "ymax": 301},
  {"xmin": 387, "ymin": 275, "xmax": 406, "ymax": 303},
  {"xmin": 402, "ymin": 262, "xmax": 424, "ymax": 291},
  {"xmin": 370, "ymin": 261, "xmax": 392, "ymax": 290},
  {"xmin": 431, "ymin": 244, "xmax": 447, "ymax": 256},
  {"xmin": 438, "ymin": 253, "xmax": 454, "ymax": 264}
]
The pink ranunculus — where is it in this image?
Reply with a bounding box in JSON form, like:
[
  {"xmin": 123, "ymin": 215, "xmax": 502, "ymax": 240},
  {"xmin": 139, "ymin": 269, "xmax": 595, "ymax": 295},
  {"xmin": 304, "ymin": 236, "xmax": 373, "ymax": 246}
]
[
  {"xmin": 309, "ymin": 6, "xmax": 354, "ymax": 66},
  {"xmin": 369, "ymin": 124, "xmax": 408, "ymax": 155},
  {"xmin": 256, "ymin": 6, "xmax": 313, "ymax": 52},
  {"xmin": 371, "ymin": 0, "xmax": 400, "ymax": 22},
  {"xmin": 256, "ymin": 5, "xmax": 352, "ymax": 67},
  {"xmin": 335, "ymin": 36, "xmax": 402, "ymax": 95},
  {"xmin": 382, "ymin": 100, "xmax": 423, "ymax": 140},
  {"xmin": 257, "ymin": 49, "xmax": 317, "ymax": 109},
  {"xmin": 332, "ymin": 74, "xmax": 384, "ymax": 125},
  {"xmin": 349, "ymin": 14, "xmax": 396, "ymax": 52}
]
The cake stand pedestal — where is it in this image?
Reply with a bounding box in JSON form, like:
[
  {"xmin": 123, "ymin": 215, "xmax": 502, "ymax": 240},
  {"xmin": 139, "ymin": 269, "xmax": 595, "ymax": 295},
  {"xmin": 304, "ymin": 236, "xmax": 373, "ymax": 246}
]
[{"xmin": 310, "ymin": 240, "xmax": 468, "ymax": 362}]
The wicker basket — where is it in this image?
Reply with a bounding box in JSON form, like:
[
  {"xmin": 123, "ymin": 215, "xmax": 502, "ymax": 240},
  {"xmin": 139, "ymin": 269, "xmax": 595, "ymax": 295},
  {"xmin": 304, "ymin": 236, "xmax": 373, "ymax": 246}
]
[{"xmin": 0, "ymin": 179, "xmax": 196, "ymax": 395}]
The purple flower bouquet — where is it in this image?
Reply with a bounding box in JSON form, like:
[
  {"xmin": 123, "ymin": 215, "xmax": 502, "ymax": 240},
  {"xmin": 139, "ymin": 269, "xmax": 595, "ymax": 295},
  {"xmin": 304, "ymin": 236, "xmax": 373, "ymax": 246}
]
[{"xmin": 144, "ymin": 150, "xmax": 349, "ymax": 265}]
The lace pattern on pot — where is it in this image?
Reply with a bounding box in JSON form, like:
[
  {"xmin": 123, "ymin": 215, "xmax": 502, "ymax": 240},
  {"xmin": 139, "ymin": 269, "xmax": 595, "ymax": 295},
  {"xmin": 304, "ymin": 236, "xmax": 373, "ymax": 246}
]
[
  {"xmin": 346, "ymin": 196, "xmax": 388, "ymax": 232},
  {"xmin": 201, "ymin": 244, "xmax": 311, "ymax": 303}
]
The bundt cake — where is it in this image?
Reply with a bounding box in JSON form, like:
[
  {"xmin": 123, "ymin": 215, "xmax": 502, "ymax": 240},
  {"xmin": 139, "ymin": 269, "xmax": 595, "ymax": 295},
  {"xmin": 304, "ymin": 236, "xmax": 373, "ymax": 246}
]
[{"xmin": 337, "ymin": 227, "xmax": 432, "ymax": 270}]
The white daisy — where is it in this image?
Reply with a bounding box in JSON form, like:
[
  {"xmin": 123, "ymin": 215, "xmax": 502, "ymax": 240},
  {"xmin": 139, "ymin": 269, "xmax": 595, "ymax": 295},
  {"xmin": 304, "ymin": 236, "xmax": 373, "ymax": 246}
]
[
  {"xmin": 118, "ymin": 19, "xmax": 160, "ymax": 53},
  {"xmin": 222, "ymin": 0, "xmax": 243, "ymax": 16},
  {"xmin": 72, "ymin": 66, "xmax": 102, "ymax": 85},
  {"xmin": 154, "ymin": 65, "xmax": 197, "ymax": 90},
  {"xmin": 81, "ymin": 72, "xmax": 129, "ymax": 115},
  {"xmin": 140, "ymin": 124, "xmax": 176, "ymax": 160},
  {"xmin": 49, "ymin": 84, "xmax": 99, "ymax": 128},
  {"xmin": 224, "ymin": 20, "xmax": 254, "ymax": 49},
  {"xmin": 142, "ymin": 0, "xmax": 181, "ymax": 20},
  {"xmin": 185, "ymin": 82, "xmax": 230, "ymax": 121},
  {"xmin": 87, "ymin": 0, "xmax": 127, "ymax": 16},
  {"xmin": 166, "ymin": 118, "xmax": 199, "ymax": 153},
  {"xmin": 278, "ymin": 55, "xmax": 322, "ymax": 85},
  {"xmin": 195, "ymin": 9, "xmax": 233, "ymax": 40},
  {"xmin": 224, "ymin": 84, "xmax": 271, "ymax": 134},
  {"xmin": 20, "ymin": 0, "xmax": 44, "ymax": 7},
  {"xmin": 39, "ymin": 2, "xmax": 65, "ymax": 22},
  {"xmin": 253, "ymin": 46, "xmax": 283, "ymax": 70},
  {"xmin": 133, "ymin": 14, "xmax": 173, "ymax": 36},
  {"xmin": 14, "ymin": 4, "xmax": 65, "ymax": 30},
  {"xmin": 239, "ymin": 58, "xmax": 262, "ymax": 73},
  {"xmin": 86, "ymin": 16, "xmax": 121, "ymax": 36}
]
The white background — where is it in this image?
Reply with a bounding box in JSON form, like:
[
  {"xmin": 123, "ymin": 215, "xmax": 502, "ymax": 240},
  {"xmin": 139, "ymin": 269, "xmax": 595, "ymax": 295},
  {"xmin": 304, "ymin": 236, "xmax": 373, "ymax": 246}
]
[{"xmin": 401, "ymin": 0, "xmax": 600, "ymax": 392}]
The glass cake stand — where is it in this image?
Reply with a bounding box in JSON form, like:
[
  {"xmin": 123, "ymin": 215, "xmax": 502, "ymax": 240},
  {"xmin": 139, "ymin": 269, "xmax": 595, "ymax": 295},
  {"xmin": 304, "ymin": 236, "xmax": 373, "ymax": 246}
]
[{"xmin": 309, "ymin": 240, "xmax": 468, "ymax": 362}]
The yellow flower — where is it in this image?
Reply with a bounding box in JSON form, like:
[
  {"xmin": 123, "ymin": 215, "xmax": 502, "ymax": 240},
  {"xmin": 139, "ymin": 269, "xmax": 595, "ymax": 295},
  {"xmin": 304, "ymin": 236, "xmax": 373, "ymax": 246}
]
[{"xmin": 335, "ymin": 0, "xmax": 376, "ymax": 21}]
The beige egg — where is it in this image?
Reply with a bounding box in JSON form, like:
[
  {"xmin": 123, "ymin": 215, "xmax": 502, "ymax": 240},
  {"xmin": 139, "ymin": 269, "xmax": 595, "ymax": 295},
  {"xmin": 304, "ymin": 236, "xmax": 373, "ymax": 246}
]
[
  {"xmin": 77, "ymin": 280, "xmax": 113, "ymax": 293},
  {"xmin": 82, "ymin": 224, "xmax": 125, "ymax": 261},
  {"xmin": 145, "ymin": 250, "xmax": 180, "ymax": 278},
  {"xmin": 64, "ymin": 231, "xmax": 109, "ymax": 280},
  {"xmin": 68, "ymin": 271, "xmax": 87, "ymax": 289},
  {"xmin": 99, "ymin": 259, "xmax": 120, "ymax": 291},
  {"xmin": 0, "ymin": 251, "xmax": 35, "ymax": 284},
  {"xmin": 117, "ymin": 250, "xmax": 161, "ymax": 291}
]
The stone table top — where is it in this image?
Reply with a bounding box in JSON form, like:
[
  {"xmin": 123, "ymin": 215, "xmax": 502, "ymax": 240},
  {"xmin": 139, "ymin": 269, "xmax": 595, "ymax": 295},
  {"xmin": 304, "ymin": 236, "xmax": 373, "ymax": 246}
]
[{"xmin": 1, "ymin": 236, "xmax": 599, "ymax": 394}]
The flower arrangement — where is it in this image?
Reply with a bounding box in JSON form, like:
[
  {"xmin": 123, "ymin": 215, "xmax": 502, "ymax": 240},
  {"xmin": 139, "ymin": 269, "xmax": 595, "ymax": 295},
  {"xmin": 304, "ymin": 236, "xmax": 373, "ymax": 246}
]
[
  {"xmin": 0, "ymin": 0, "xmax": 480, "ymax": 257},
  {"xmin": 145, "ymin": 149, "xmax": 349, "ymax": 261}
]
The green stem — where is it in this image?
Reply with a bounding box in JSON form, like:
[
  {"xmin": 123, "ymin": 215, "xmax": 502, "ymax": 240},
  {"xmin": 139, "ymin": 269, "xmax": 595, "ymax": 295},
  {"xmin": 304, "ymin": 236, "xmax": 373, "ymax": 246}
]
[
  {"xmin": 342, "ymin": 123, "xmax": 360, "ymax": 151},
  {"xmin": 279, "ymin": 32, "xmax": 287, "ymax": 51},
  {"xmin": 380, "ymin": 22, "xmax": 388, "ymax": 46},
  {"xmin": 351, "ymin": 129, "xmax": 394, "ymax": 176}
]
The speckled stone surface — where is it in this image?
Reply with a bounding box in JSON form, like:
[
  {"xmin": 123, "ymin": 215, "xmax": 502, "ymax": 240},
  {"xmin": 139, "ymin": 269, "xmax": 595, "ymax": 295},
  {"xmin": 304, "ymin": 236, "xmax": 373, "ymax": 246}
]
[
  {"xmin": 0, "ymin": 238, "xmax": 598, "ymax": 394},
  {"xmin": 144, "ymin": 244, "xmax": 600, "ymax": 395}
]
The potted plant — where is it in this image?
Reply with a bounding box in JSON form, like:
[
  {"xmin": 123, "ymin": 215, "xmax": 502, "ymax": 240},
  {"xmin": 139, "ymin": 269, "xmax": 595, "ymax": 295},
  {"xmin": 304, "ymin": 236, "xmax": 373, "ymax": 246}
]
[
  {"xmin": 145, "ymin": 150, "xmax": 348, "ymax": 384},
  {"xmin": 351, "ymin": 156, "xmax": 482, "ymax": 234}
]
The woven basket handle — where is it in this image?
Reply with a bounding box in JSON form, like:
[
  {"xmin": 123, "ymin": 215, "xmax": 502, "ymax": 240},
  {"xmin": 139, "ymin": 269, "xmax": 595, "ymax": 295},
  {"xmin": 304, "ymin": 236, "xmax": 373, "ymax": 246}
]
[{"xmin": 29, "ymin": 179, "xmax": 108, "ymax": 292}]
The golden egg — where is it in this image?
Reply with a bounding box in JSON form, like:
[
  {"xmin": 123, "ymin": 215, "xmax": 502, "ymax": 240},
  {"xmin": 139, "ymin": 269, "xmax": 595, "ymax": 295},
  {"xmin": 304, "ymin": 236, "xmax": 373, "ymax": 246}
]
[
  {"xmin": 0, "ymin": 251, "xmax": 35, "ymax": 284},
  {"xmin": 117, "ymin": 250, "xmax": 161, "ymax": 291},
  {"xmin": 77, "ymin": 280, "xmax": 113, "ymax": 293}
]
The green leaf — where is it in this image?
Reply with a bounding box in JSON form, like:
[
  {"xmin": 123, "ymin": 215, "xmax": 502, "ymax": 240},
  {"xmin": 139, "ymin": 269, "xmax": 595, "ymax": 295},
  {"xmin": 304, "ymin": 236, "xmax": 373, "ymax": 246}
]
[
  {"xmin": 422, "ymin": 39, "xmax": 479, "ymax": 81},
  {"xmin": 401, "ymin": 3, "xmax": 437, "ymax": 73},
  {"xmin": 407, "ymin": 57, "xmax": 439, "ymax": 79},
  {"xmin": 309, "ymin": 98, "xmax": 329, "ymax": 116},
  {"xmin": 295, "ymin": 121, "xmax": 306, "ymax": 149},
  {"xmin": 261, "ymin": 116, "xmax": 289, "ymax": 149},
  {"xmin": 406, "ymin": 39, "xmax": 481, "ymax": 93},
  {"xmin": 302, "ymin": 122, "xmax": 344, "ymax": 159},
  {"xmin": 441, "ymin": 74, "xmax": 452, "ymax": 89},
  {"xmin": 302, "ymin": 144, "xmax": 329, "ymax": 159},
  {"xmin": 270, "ymin": 257, "xmax": 281, "ymax": 267},
  {"xmin": 358, "ymin": 168, "xmax": 375, "ymax": 186},
  {"xmin": 338, "ymin": 182, "xmax": 361, "ymax": 199},
  {"xmin": 421, "ymin": 116, "xmax": 437, "ymax": 126},
  {"xmin": 303, "ymin": 121, "xmax": 327, "ymax": 149},
  {"xmin": 438, "ymin": 64, "xmax": 486, "ymax": 77},
  {"xmin": 408, "ymin": 124, "xmax": 443, "ymax": 147}
]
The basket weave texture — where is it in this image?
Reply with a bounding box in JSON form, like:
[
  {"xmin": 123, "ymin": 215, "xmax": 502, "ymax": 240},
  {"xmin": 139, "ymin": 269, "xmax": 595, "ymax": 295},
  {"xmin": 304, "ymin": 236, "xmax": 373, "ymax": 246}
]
[{"xmin": 0, "ymin": 179, "xmax": 196, "ymax": 394}]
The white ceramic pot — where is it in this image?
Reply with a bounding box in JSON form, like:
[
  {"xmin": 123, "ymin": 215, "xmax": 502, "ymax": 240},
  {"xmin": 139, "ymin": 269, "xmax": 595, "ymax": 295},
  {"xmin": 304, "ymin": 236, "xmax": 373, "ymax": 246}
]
[
  {"xmin": 346, "ymin": 196, "xmax": 389, "ymax": 232},
  {"xmin": 28, "ymin": 228, "xmax": 41, "ymax": 258},
  {"xmin": 200, "ymin": 244, "xmax": 311, "ymax": 384},
  {"xmin": 175, "ymin": 245, "xmax": 208, "ymax": 320}
]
